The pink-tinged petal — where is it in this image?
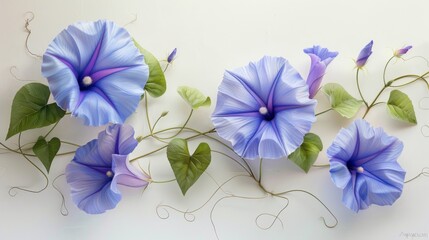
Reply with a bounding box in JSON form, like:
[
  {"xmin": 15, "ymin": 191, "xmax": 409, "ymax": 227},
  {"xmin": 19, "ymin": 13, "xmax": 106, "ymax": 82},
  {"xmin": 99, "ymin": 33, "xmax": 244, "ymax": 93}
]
[
  {"xmin": 303, "ymin": 46, "xmax": 338, "ymax": 98},
  {"xmin": 112, "ymin": 154, "xmax": 149, "ymax": 187}
]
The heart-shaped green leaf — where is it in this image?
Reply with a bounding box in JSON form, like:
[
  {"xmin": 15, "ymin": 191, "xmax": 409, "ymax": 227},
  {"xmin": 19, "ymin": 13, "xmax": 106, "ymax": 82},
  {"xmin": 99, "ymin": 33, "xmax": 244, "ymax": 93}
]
[
  {"xmin": 134, "ymin": 40, "xmax": 167, "ymax": 98},
  {"xmin": 167, "ymin": 138, "xmax": 211, "ymax": 195},
  {"xmin": 6, "ymin": 83, "xmax": 66, "ymax": 140},
  {"xmin": 32, "ymin": 136, "xmax": 61, "ymax": 173},
  {"xmin": 288, "ymin": 133, "xmax": 323, "ymax": 173},
  {"xmin": 177, "ymin": 86, "xmax": 211, "ymax": 109},
  {"xmin": 322, "ymin": 83, "xmax": 363, "ymax": 118},
  {"xmin": 387, "ymin": 90, "xmax": 417, "ymax": 124}
]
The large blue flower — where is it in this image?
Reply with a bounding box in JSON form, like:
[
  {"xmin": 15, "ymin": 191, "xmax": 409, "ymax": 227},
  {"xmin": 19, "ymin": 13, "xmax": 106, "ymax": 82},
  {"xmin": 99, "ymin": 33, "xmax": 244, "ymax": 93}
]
[
  {"xmin": 66, "ymin": 124, "xmax": 149, "ymax": 214},
  {"xmin": 303, "ymin": 46, "xmax": 338, "ymax": 98},
  {"xmin": 42, "ymin": 20, "xmax": 149, "ymax": 126},
  {"xmin": 212, "ymin": 56, "xmax": 317, "ymax": 160},
  {"xmin": 327, "ymin": 119, "xmax": 405, "ymax": 212}
]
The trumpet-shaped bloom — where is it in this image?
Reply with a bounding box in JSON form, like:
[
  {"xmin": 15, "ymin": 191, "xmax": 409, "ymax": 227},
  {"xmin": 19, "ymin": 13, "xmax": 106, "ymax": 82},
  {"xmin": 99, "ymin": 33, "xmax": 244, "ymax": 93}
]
[
  {"xmin": 42, "ymin": 20, "xmax": 149, "ymax": 126},
  {"xmin": 356, "ymin": 40, "xmax": 373, "ymax": 68},
  {"xmin": 212, "ymin": 56, "xmax": 317, "ymax": 160},
  {"xmin": 327, "ymin": 119, "xmax": 405, "ymax": 212},
  {"xmin": 66, "ymin": 124, "xmax": 149, "ymax": 214},
  {"xmin": 304, "ymin": 46, "xmax": 338, "ymax": 98}
]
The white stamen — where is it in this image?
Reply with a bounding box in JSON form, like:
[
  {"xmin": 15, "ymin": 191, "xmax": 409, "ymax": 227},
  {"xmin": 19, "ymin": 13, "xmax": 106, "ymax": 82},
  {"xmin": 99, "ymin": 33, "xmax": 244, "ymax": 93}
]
[
  {"xmin": 259, "ymin": 106, "xmax": 268, "ymax": 115},
  {"xmin": 106, "ymin": 170, "xmax": 113, "ymax": 177},
  {"xmin": 356, "ymin": 166, "xmax": 364, "ymax": 173},
  {"xmin": 82, "ymin": 76, "xmax": 93, "ymax": 86}
]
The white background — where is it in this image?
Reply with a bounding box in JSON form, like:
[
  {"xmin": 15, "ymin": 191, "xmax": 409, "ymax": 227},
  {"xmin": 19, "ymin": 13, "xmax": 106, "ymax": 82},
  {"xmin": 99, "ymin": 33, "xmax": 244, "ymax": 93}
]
[{"xmin": 1, "ymin": 0, "xmax": 429, "ymax": 239}]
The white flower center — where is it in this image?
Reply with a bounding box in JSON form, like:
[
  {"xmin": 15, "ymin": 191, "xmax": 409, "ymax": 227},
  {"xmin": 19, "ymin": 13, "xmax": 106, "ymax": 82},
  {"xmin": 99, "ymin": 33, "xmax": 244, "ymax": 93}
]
[
  {"xmin": 259, "ymin": 106, "xmax": 268, "ymax": 115},
  {"xmin": 82, "ymin": 76, "xmax": 93, "ymax": 86},
  {"xmin": 106, "ymin": 170, "xmax": 113, "ymax": 177},
  {"xmin": 356, "ymin": 166, "xmax": 364, "ymax": 173}
]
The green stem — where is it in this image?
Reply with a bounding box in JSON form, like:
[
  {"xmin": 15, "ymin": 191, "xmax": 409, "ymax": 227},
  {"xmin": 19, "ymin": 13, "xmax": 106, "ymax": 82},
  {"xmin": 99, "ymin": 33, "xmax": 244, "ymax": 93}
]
[
  {"xmin": 315, "ymin": 108, "xmax": 332, "ymax": 116},
  {"xmin": 151, "ymin": 179, "xmax": 176, "ymax": 184},
  {"xmin": 151, "ymin": 114, "xmax": 165, "ymax": 133},
  {"xmin": 60, "ymin": 141, "xmax": 81, "ymax": 147},
  {"xmin": 129, "ymin": 128, "xmax": 216, "ymax": 162},
  {"xmin": 258, "ymin": 158, "xmax": 263, "ymax": 185},
  {"xmin": 312, "ymin": 164, "xmax": 330, "ymax": 168},
  {"xmin": 156, "ymin": 109, "xmax": 194, "ymax": 140},
  {"xmin": 144, "ymin": 91, "xmax": 153, "ymax": 133},
  {"xmin": 163, "ymin": 63, "xmax": 170, "ymax": 72},
  {"xmin": 44, "ymin": 121, "xmax": 60, "ymax": 139},
  {"xmin": 363, "ymin": 85, "xmax": 387, "ymax": 119},
  {"xmin": 382, "ymin": 56, "xmax": 395, "ymax": 86},
  {"xmin": 363, "ymin": 71, "xmax": 429, "ymax": 119},
  {"xmin": 272, "ymin": 189, "xmax": 338, "ymax": 228},
  {"xmin": 9, "ymin": 133, "xmax": 49, "ymax": 196},
  {"xmin": 0, "ymin": 142, "xmax": 35, "ymax": 156},
  {"xmin": 356, "ymin": 69, "xmax": 368, "ymax": 107},
  {"xmin": 211, "ymin": 150, "xmax": 252, "ymax": 177},
  {"xmin": 1, "ymin": 142, "xmax": 76, "ymax": 157}
]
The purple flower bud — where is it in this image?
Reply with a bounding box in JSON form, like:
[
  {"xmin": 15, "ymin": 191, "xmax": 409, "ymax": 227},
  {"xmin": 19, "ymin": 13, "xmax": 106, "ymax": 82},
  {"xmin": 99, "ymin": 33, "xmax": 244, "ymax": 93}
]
[
  {"xmin": 394, "ymin": 45, "xmax": 412, "ymax": 57},
  {"xmin": 356, "ymin": 40, "xmax": 373, "ymax": 68},
  {"xmin": 167, "ymin": 48, "xmax": 177, "ymax": 63},
  {"xmin": 304, "ymin": 46, "xmax": 338, "ymax": 98}
]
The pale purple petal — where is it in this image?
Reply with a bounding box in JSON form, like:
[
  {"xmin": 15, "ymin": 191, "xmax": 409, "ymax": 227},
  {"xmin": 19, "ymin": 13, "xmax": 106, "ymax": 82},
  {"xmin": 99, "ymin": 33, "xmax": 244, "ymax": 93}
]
[
  {"xmin": 112, "ymin": 154, "xmax": 149, "ymax": 187},
  {"xmin": 394, "ymin": 45, "xmax": 412, "ymax": 57},
  {"xmin": 303, "ymin": 46, "xmax": 338, "ymax": 98},
  {"xmin": 65, "ymin": 124, "xmax": 144, "ymax": 214},
  {"xmin": 356, "ymin": 40, "xmax": 373, "ymax": 67},
  {"xmin": 97, "ymin": 124, "xmax": 138, "ymax": 162}
]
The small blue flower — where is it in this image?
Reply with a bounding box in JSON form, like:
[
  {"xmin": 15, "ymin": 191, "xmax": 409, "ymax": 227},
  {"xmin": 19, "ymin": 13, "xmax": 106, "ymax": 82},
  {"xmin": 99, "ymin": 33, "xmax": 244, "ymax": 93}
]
[
  {"xmin": 327, "ymin": 119, "xmax": 405, "ymax": 212},
  {"xmin": 304, "ymin": 46, "xmax": 338, "ymax": 98},
  {"xmin": 167, "ymin": 48, "xmax": 177, "ymax": 63},
  {"xmin": 356, "ymin": 40, "xmax": 373, "ymax": 68},
  {"xmin": 66, "ymin": 124, "xmax": 149, "ymax": 214},
  {"xmin": 212, "ymin": 56, "xmax": 316, "ymax": 160},
  {"xmin": 42, "ymin": 20, "xmax": 149, "ymax": 126},
  {"xmin": 394, "ymin": 45, "xmax": 412, "ymax": 57}
]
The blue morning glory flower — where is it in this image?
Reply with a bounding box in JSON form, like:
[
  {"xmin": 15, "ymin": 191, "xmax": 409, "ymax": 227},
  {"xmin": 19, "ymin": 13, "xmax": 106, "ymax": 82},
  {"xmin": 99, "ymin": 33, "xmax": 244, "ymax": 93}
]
[
  {"xmin": 394, "ymin": 45, "xmax": 412, "ymax": 57},
  {"xmin": 66, "ymin": 124, "xmax": 149, "ymax": 214},
  {"xmin": 212, "ymin": 56, "xmax": 317, "ymax": 160},
  {"xmin": 355, "ymin": 40, "xmax": 373, "ymax": 68},
  {"xmin": 303, "ymin": 46, "xmax": 338, "ymax": 98},
  {"xmin": 327, "ymin": 119, "xmax": 405, "ymax": 212},
  {"xmin": 42, "ymin": 20, "xmax": 149, "ymax": 126}
]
